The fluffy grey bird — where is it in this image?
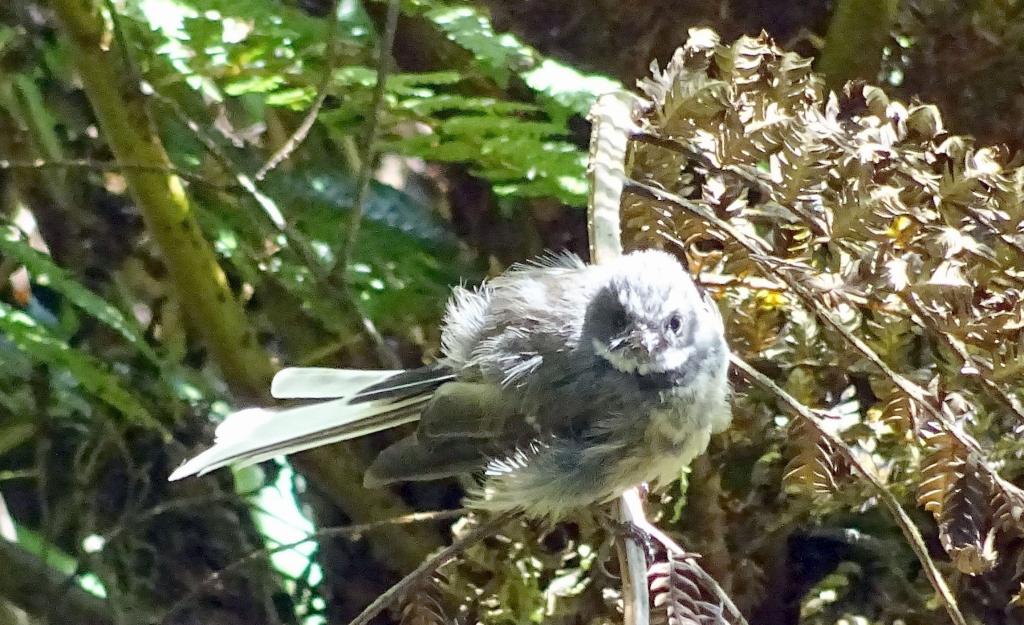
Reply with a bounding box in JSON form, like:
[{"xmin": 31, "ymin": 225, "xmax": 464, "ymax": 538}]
[{"xmin": 169, "ymin": 250, "xmax": 731, "ymax": 518}]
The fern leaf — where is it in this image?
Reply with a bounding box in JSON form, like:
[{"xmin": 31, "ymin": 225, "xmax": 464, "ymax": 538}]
[
  {"xmin": 0, "ymin": 302, "xmax": 162, "ymax": 432},
  {"xmin": 400, "ymin": 574, "xmax": 451, "ymax": 625},
  {"xmin": 879, "ymin": 393, "xmax": 918, "ymax": 436},
  {"xmin": 917, "ymin": 419, "xmax": 967, "ymax": 515},
  {"xmin": 649, "ymin": 551, "xmax": 736, "ymax": 625},
  {"xmin": 1011, "ymin": 582, "xmax": 1024, "ymax": 608},
  {"xmin": 992, "ymin": 476, "xmax": 1024, "ymax": 536},
  {"xmin": 782, "ymin": 416, "xmax": 849, "ymax": 496},
  {"xmin": 938, "ymin": 457, "xmax": 997, "ymax": 574},
  {"xmin": 919, "ymin": 420, "xmax": 997, "ymax": 574}
]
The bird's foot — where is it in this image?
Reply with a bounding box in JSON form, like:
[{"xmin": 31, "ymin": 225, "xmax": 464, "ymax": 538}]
[{"xmin": 610, "ymin": 518, "xmax": 660, "ymax": 566}]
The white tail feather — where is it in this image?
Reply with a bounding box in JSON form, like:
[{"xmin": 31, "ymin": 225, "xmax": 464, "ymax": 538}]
[
  {"xmin": 271, "ymin": 367, "xmax": 403, "ymax": 399},
  {"xmin": 168, "ymin": 395, "xmax": 425, "ymax": 481}
]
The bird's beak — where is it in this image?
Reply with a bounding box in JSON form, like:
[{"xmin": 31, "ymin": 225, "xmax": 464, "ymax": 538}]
[{"xmin": 640, "ymin": 332, "xmax": 662, "ymax": 354}]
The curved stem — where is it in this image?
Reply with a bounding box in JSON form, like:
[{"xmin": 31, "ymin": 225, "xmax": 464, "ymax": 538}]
[{"xmin": 338, "ymin": 0, "xmax": 401, "ymax": 272}]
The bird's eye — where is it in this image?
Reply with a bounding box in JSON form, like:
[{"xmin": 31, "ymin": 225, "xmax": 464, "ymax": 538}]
[{"xmin": 667, "ymin": 314, "xmax": 682, "ymax": 334}]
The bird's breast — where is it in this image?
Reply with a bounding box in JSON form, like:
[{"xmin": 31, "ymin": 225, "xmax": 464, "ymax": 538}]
[{"xmin": 634, "ymin": 393, "xmax": 717, "ymax": 484}]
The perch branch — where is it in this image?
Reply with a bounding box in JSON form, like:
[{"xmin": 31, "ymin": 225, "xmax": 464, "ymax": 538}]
[
  {"xmin": 621, "ymin": 491, "xmax": 749, "ymax": 625},
  {"xmin": 616, "ymin": 489, "xmax": 652, "ymax": 625},
  {"xmin": 587, "ymin": 93, "xmax": 653, "ymax": 625}
]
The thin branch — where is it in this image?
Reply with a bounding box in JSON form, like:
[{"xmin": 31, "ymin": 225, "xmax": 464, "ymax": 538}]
[
  {"xmin": 730, "ymin": 354, "xmax": 967, "ymax": 625},
  {"xmin": 696, "ymin": 273, "xmax": 784, "ymax": 291},
  {"xmin": 145, "ymin": 86, "xmax": 289, "ymax": 229},
  {"xmin": 254, "ymin": 0, "xmax": 342, "ymax": 181},
  {"xmin": 160, "ymin": 508, "xmax": 470, "ymax": 624},
  {"xmin": 338, "ymin": 0, "xmax": 401, "ymax": 272},
  {"xmin": 99, "ymin": 492, "xmax": 253, "ymax": 548},
  {"xmin": 346, "ymin": 512, "xmax": 514, "ymax": 625},
  {"xmin": 80, "ymin": 0, "xmax": 417, "ymax": 563},
  {"xmin": 0, "ymin": 538, "xmax": 117, "ymax": 625},
  {"xmin": 50, "ymin": 0, "xmax": 276, "ymax": 398},
  {"xmin": 901, "ymin": 291, "xmax": 1024, "ymax": 424},
  {"xmin": 101, "ymin": 0, "xmax": 140, "ymax": 82}
]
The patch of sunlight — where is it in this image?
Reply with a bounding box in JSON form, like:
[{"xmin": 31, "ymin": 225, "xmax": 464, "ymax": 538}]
[
  {"xmin": 138, "ymin": 0, "xmax": 196, "ymax": 41},
  {"xmin": 81, "ymin": 533, "xmax": 105, "ymax": 554},
  {"xmin": 557, "ymin": 173, "xmax": 589, "ymax": 197},
  {"xmin": 523, "ymin": 59, "xmax": 623, "ymax": 116},
  {"xmin": 239, "ymin": 461, "xmax": 325, "ymax": 622},
  {"xmin": 140, "ymin": 0, "xmax": 225, "ymax": 103}
]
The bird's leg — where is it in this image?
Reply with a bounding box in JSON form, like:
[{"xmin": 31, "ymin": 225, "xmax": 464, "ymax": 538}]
[
  {"xmin": 611, "ymin": 518, "xmax": 659, "ymax": 566},
  {"xmin": 613, "ymin": 484, "xmax": 695, "ymax": 560}
]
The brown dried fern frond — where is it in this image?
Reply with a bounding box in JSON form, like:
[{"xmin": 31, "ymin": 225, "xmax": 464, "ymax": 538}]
[
  {"xmin": 613, "ymin": 25, "xmax": 1024, "ymax": 620},
  {"xmin": 992, "ymin": 476, "xmax": 1024, "ymax": 537},
  {"xmin": 782, "ymin": 415, "xmax": 850, "ymax": 497},
  {"xmin": 879, "ymin": 393, "xmax": 919, "ymax": 437},
  {"xmin": 400, "ymin": 574, "xmax": 452, "ymax": 625},
  {"xmin": 917, "ymin": 418, "xmax": 970, "ymax": 517},
  {"xmin": 649, "ymin": 551, "xmax": 737, "ymax": 625},
  {"xmin": 917, "ymin": 399, "xmax": 998, "ymax": 574},
  {"xmin": 937, "ymin": 457, "xmax": 998, "ymax": 575}
]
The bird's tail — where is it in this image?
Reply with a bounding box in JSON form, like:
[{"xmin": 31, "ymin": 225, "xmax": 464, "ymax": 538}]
[{"xmin": 168, "ymin": 365, "xmax": 454, "ymax": 481}]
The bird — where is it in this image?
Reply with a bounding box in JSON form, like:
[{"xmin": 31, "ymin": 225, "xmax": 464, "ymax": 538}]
[{"xmin": 169, "ymin": 249, "xmax": 731, "ymax": 519}]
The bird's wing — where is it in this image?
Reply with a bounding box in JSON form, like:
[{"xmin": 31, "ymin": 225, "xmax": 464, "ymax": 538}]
[
  {"xmin": 363, "ymin": 381, "xmax": 533, "ymax": 486},
  {"xmin": 363, "ymin": 434, "xmax": 492, "ymax": 486},
  {"xmin": 169, "ymin": 366, "xmax": 452, "ymax": 480},
  {"xmin": 416, "ymin": 382, "xmax": 523, "ymax": 441}
]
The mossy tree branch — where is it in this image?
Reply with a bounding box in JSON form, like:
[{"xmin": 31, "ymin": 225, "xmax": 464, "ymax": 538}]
[{"xmin": 49, "ymin": 0, "xmax": 273, "ymax": 399}]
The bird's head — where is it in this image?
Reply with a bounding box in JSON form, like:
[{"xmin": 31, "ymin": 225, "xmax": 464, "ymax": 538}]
[{"xmin": 583, "ymin": 250, "xmax": 724, "ymax": 377}]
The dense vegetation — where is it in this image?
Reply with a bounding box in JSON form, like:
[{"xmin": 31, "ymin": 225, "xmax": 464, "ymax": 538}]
[{"xmin": 0, "ymin": 1, "xmax": 1022, "ymax": 624}]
